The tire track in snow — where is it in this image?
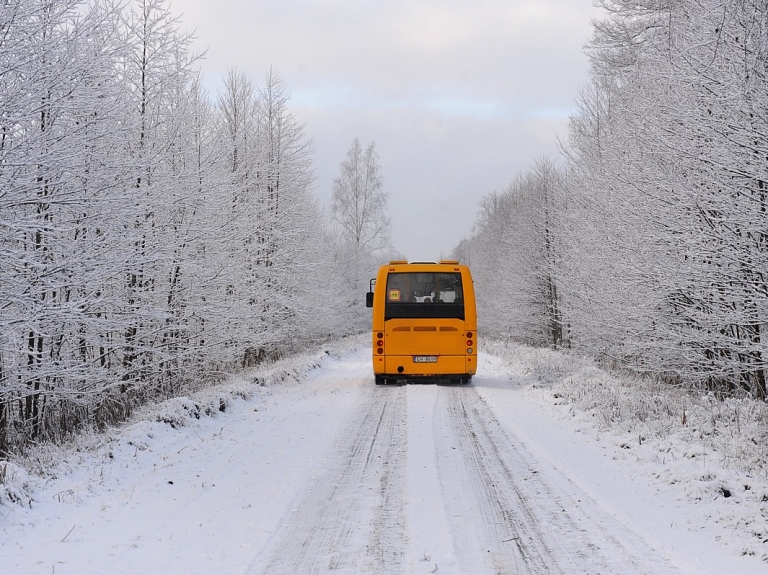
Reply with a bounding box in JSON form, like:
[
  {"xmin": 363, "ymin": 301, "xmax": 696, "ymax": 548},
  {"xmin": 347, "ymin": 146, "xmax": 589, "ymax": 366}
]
[
  {"xmin": 436, "ymin": 385, "xmax": 681, "ymax": 575},
  {"xmin": 436, "ymin": 385, "xmax": 556, "ymax": 573},
  {"xmin": 252, "ymin": 384, "xmax": 407, "ymax": 574}
]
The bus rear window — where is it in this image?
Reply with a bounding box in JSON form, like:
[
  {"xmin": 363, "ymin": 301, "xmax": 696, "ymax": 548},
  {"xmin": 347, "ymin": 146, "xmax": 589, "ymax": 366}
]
[{"xmin": 385, "ymin": 272, "xmax": 464, "ymax": 320}]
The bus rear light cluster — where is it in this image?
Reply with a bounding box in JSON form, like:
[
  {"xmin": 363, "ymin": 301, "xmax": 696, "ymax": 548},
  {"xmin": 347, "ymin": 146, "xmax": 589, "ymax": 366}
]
[{"xmin": 376, "ymin": 332, "xmax": 384, "ymax": 355}]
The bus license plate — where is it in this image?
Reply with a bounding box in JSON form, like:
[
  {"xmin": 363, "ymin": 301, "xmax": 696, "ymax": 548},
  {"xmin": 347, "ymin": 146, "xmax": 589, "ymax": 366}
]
[{"xmin": 413, "ymin": 355, "xmax": 438, "ymax": 363}]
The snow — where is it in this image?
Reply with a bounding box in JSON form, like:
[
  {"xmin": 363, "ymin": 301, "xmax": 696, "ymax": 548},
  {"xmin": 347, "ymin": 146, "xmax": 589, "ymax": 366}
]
[
  {"xmin": 480, "ymin": 340, "xmax": 768, "ymax": 566},
  {"xmin": 405, "ymin": 384, "xmax": 458, "ymax": 572},
  {"xmin": 1, "ymin": 337, "xmax": 767, "ymax": 574},
  {"xmin": 474, "ymin": 352, "xmax": 764, "ymax": 574}
]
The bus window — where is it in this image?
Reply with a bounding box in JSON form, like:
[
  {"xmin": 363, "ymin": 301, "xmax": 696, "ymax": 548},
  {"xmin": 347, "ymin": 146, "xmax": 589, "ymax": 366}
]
[{"xmin": 385, "ymin": 272, "xmax": 464, "ymax": 320}]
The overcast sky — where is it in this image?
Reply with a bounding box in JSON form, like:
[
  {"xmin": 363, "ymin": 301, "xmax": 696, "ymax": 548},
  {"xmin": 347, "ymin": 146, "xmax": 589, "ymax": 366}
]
[{"xmin": 172, "ymin": 0, "xmax": 601, "ymax": 261}]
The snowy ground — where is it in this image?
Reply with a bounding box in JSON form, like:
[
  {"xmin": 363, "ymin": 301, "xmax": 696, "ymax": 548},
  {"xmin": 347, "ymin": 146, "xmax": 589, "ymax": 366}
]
[{"xmin": 1, "ymin": 338, "xmax": 767, "ymax": 574}]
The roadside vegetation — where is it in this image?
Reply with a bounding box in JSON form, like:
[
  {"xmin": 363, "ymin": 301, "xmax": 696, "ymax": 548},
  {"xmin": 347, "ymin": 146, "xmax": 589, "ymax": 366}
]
[
  {"xmin": 484, "ymin": 338, "xmax": 768, "ymax": 558},
  {"xmin": 459, "ymin": 1, "xmax": 768, "ymax": 401},
  {"xmin": 0, "ymin": 0, "xmax": 393, "ymax": 458},
  {"xmin": 486, "ymin": 339, "xmax": 768, "ymax": 482}
]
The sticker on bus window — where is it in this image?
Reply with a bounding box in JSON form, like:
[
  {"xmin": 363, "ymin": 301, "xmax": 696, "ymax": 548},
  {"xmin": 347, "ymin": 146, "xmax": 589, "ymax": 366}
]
[{"xmin": 389, "ymin": 289, "xmax": 401, "ymax": 301}]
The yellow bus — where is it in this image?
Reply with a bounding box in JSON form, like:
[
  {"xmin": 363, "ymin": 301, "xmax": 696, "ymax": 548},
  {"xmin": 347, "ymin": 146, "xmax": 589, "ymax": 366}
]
[{"xmin": 365, "ymin": 260, "xmax": 477, "ymax": 385}]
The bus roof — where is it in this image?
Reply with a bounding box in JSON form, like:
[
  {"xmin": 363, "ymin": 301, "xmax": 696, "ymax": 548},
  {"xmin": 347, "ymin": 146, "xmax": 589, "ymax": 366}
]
[{"xmin": 387, "ymin": 260, "xmax": 460, "ymax": 265}]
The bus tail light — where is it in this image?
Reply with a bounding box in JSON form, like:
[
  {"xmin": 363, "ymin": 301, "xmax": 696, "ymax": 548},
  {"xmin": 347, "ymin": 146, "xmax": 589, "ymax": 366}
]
[
  {"xmin": 466, "ymin": 331, "xmax": 473, "ymax": 339},
  {"xmin": 377, "ymin": 347, "xmax": 384, "ymax": 354},
  {"xmin": 467, "ymin": 348, "xmax": 473, "ymax": 354},
  {"xmin": 466, "ymin": 339, "xmax": 473, "ymax": 347}
]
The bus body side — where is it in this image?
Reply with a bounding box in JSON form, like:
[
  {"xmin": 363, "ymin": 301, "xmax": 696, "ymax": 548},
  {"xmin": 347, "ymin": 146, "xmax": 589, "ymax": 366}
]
[{"xmin": 369, "ymin": 261, "xmax": 477, "ymax": 384}]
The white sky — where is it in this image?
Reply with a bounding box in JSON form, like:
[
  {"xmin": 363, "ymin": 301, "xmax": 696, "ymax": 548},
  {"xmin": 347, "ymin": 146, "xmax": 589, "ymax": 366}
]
[{"xmin": 171, "ymin": 0, "xmax": 602, "ymax": 261}]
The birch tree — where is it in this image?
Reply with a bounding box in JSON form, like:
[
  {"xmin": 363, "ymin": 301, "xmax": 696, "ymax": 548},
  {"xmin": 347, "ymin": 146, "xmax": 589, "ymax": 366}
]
[
  {"xmin": 331, "ymin": 139, "xmax": 390, "ymax": 331},
  {"xmin": 332, "ymin": 139, "xmax": 390, "ymax": 255}
]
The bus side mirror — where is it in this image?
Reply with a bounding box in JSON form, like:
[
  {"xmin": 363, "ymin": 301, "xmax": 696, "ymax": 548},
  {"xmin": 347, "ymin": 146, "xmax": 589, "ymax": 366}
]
[{"xmin": 365, "ymin": 292, "xmax": 374, "ymax": 308}]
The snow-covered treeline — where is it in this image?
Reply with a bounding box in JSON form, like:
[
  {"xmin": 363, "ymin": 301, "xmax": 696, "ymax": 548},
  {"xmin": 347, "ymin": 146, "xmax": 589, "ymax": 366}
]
[
  {"xmin": 453, "ymin": 158, "xmax": 564, "ymax": 348},
  {"xmin": 460, "ymin": 0, "xmax": 768, "ymax": 398},
  {"xmin": 0, "ymin": 0, "xmax": 358, "ymax": 456}
]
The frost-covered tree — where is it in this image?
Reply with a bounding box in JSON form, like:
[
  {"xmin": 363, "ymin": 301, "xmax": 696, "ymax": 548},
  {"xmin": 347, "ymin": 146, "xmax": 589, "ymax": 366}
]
[
  {"xmin": 332, "ymin": 139, "xmax": 390, "ymax": 255},
  {"xmin": 561, "ymin": 0, "xmax": 768, "ymax": 396},
  {"xmin": 461, "ymin": 159, "xmax": 566, "ymax": 347},
  {"xmin": 331, "ymin": 138, "xmax": 390, "ymax": 331},
  {"xmin": 461, "ymin": 0, "xmax": 768, "ymax": 399},
  {"xmin": 115, "ymin": 0, "xmax": 201, "ymax": 391},
  {"xmin": 208, "ymin": 68, "xmax": 349, "ymax": 364},
  {"xmin": 251, "ymin": 69, "xmax": 334, "ymax": 353},
  {"xmin": 0, "ymin": 0, "xmax": 355, "ymax": 457},
  {"xmin": 0, "ymin": 0, "xmax": 140, "ymax": 450}
]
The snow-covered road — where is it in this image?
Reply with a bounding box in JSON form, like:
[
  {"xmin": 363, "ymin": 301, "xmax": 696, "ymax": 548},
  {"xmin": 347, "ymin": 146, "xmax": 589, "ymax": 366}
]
[{"xmin": 1, "ymin": 344, "xmax": 763, "ymax": 574}]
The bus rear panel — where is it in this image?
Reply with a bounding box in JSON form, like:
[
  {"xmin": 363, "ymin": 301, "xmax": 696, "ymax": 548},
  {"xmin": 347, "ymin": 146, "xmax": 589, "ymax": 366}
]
[{"xmin": 367, "ymin": 260, "xmax": 477, "ymax": 384}]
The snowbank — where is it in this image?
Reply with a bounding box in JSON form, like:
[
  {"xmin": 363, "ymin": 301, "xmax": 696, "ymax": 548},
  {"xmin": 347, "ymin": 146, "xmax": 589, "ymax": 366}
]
[
  {"xmin": 483, "ymin": 338, "xmax": 768, "ymax": 560},
  {"xmin": 0, "ymin": 336, "xmax": 365, "ymax": 511}
]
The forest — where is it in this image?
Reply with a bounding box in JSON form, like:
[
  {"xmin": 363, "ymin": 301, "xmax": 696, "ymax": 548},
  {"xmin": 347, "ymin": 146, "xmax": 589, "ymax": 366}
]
[
  {"xmin": 0, "ymin": 0, "xmax": 388, "ymax": 456},
  {"xmin": 459, "ymin": 0, "xmax": 768, "ymax": 399},
  {"xmin": 4, "ymin": 0, "xmax": 767, "ymax": 459}
]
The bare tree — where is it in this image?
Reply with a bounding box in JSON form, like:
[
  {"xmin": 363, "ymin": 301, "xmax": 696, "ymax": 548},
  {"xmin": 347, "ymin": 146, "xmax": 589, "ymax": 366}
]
[
  {"xmin": 559, "ymin": 0, "xmax": 768, "ymax": 396},
  {"xmin": 331, "ymin": 139, "xmax": 390, "ymax": 256},
  {"xmin": 330, "ymin": 139, "xmax": 390, "ymax": 331},
  {"xmin": 0, "ymin": 0, "xmax": 139, "ymax": 451},
  {"xmin": 0, "ymin": 0, "xmax": 359, "ymax": 457},
  {"xmin": 462, "ymin": 158, "xmax": 566, "ymax": 348}
]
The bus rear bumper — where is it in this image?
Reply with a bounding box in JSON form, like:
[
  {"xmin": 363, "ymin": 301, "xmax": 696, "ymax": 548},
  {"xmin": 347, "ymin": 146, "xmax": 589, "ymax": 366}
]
[{"xmin": 373, "ymin": 354, "xmax": 476, "ymax": 378}]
